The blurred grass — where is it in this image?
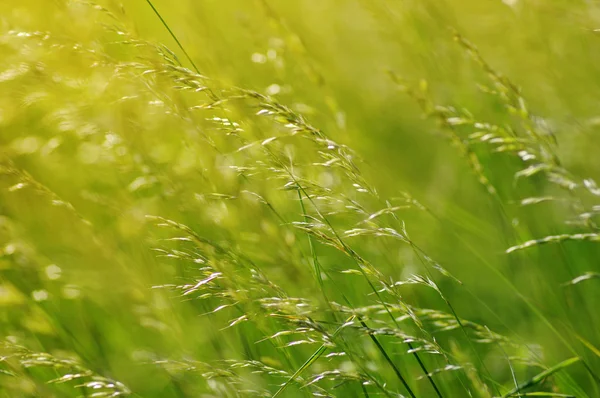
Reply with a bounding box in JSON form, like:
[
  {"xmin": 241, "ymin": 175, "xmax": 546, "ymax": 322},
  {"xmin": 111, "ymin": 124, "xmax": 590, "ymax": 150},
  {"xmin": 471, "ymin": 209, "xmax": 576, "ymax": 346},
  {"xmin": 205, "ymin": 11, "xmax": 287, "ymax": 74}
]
[{"xmin": 1, "ymin": 0, "xmax": 600, "ymax": 397}]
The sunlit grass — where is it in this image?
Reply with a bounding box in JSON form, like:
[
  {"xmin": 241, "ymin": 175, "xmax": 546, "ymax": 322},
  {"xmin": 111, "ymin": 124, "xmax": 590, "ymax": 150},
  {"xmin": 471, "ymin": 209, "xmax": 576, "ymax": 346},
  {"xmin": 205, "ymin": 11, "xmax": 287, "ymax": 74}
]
[{"xmin": 1, "ymin": 1, "xmax": 599, "ymax": 397}]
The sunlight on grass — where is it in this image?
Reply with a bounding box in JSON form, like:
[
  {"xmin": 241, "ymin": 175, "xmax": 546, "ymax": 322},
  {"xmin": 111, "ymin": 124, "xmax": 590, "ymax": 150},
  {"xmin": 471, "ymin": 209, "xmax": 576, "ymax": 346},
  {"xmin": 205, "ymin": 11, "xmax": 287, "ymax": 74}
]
[{"xmin": 1, "ymin": 0, "xmax": 599, "ymax": 397}]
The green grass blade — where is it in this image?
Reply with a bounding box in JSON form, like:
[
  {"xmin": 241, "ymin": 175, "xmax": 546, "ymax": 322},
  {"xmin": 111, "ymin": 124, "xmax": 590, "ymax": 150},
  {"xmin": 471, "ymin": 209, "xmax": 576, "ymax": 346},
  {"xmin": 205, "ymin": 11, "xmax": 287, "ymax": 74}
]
[
  {"xmin": 501, "ymin": 357, "xmax": 581, "ymax": 398},
  {"xmin": 144, "ymin": 0, "xmax": 200, "ymax": 74}
]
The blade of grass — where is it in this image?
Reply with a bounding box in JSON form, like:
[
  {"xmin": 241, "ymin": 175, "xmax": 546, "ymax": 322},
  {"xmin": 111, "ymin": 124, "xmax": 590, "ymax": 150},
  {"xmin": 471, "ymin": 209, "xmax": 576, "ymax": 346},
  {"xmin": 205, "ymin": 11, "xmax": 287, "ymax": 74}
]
[
  {"xmin": 574, "ymin": 333, "xmax": 600, "ymax": 359},
  {"xmin": 510, "ymin": 394, "xmax": 574, "ymax": 397},
  {"xmin": 501, "ymin": 357, "xmax": 581, "ymax": 398},
  {"xmin": 144, "ymin": 0, "xmax": 200, "ymax": 74},
  {"xmin": 357, "ymin": 317, "xmax": 417, "ymax": 398},
  {"xmin": 297, "ymin": 189, "xmax": 329, "ymax": 307}
]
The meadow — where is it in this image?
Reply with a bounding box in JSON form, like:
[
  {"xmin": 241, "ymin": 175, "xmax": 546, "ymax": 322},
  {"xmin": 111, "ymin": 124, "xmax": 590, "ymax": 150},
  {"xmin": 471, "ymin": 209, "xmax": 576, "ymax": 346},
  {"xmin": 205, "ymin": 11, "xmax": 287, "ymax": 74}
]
[{"xmin": 1, "ymin": 0, "xmax": 600, "ymax": 396}]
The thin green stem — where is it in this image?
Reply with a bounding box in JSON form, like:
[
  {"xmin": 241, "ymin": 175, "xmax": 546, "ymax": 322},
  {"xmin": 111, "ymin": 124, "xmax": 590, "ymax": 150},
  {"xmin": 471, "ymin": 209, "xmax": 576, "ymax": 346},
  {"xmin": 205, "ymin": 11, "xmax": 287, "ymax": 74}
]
[
  {"xmin": 144, "ymin": 0, "xmax": 200, "ymax": 74},
  {"xmin": 358, "ymin": 318, "xmax": 417, "ymax": 398}
]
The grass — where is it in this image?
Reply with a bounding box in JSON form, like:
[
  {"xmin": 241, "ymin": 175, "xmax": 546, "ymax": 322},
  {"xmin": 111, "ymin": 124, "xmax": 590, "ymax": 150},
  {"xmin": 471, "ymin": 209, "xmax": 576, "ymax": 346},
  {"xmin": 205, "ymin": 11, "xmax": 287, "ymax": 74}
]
[{"xmin": 1, "ymin": 0, "xmax": 600, "ymax": 397}]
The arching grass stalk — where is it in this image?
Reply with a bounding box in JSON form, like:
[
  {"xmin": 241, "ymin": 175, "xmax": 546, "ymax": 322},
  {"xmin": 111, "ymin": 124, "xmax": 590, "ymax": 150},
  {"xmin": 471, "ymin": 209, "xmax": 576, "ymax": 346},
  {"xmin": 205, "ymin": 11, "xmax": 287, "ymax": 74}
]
[
  {"xmin": 249, "ymin": 143, "xmax": 423, "ymax": 396},
  {"xmin": 408, "ymin": 241, "xmax": 500, "ymax": 397},
  {"xmin": 297, "ymin": 189, "xmax": 330, "ymax": 312},
  {"xmin": 271, "ymin": 129, "xmax": 453, "ymax": 394},
  {"xmin": 144, "ymin": 0, "xmax": 199, "ymax": 74},
  {"xmin": 287, "ymin": 170, "xmax": 432, "ymax": 397},
  {"xmin": 357, "ymin": 316, "xmax": 417, "ymax": 398}
]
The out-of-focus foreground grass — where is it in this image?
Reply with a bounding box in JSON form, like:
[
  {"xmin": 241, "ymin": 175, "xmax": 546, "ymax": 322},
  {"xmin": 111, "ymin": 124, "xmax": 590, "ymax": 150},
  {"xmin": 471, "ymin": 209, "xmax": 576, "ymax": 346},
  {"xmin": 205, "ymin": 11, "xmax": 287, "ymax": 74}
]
[{"xmin": 1, "ymin": 0, "xmax": 600, "ymax": 397}]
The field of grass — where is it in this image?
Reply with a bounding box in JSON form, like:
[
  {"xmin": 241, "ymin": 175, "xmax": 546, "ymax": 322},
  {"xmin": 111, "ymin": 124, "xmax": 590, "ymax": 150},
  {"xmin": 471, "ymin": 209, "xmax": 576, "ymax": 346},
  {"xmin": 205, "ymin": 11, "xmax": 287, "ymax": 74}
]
[{"xmin": 1, "ymin": 0, "xmax": 600, "ymax": 397}]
